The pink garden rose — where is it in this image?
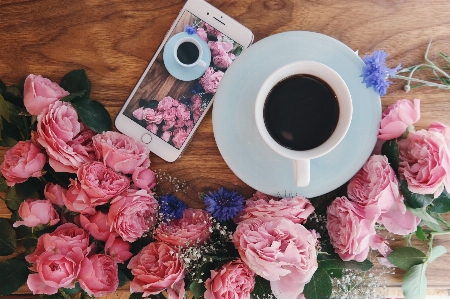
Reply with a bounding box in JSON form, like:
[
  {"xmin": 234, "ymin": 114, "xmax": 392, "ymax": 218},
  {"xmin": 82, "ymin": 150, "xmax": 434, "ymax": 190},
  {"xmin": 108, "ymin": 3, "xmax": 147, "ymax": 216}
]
[
  {"xmin": 147, "ymin": 123, "xmax": 158, "ymax": 134},
  {"xmin": 108, "ymin": 189, "xmax": 159, "ymax": 242},
  {"xmin": 398, "ymin": 129, "xmax": 450, "ymax": 196},
  {"xmin": 378, "ymin": 195, "xmax": 421, "ymax": 235},
  {"xmin": 204, "ymin": 23, "xmax": 223, "ymax": 38},
  {"xmin": 378, "ymin": 99, "xmax": 420, "ymax": 140},
  {"xmin": 176, "ymin": 104, "xmax": 191, "ymax": 121},
  {"xmin": 204, "ymin": 259, "xmax": 255, "ymax": 299},
  {"xmin": 158, "ymin": 96, "xmax": 179, "ymax": 110},
  {"xmin": 64, "ymin": 179, "xmax": 96, "ymax": 215},
  {"xmin": 93, "ymin": 131, "xmax": 150, "ymax": 175},
  {"xmin": 77, "ymin": 161, "xmax": 130, "ymax": 205},
  {"xmin": 155, "ymin": 208, "xmax": 212, "ymax": 248},
  {"xmin": 233, "ymin": 218, "xmax": 318, "ymax": 299},
  {"xmin": 37, "ymin": 101, "xmax": 95, "ymax": 173},
  {"xmin": 196, "ymin": 27, "xmax": 208, "ymax": 41},
  {"xmin": 105, "ymin": 237, "xmax": 133, "ymax": 263},
  {"xmin": 0, "ymin": 141, "xmax": 46, "ymax": 186},
  {"xmin": 199, "ymin": 67, "xmax": 224, "ymax": 93},
  {"xmin": 172, "ymin": 128, "xmax": 189, "ymax": 149},
  {"xmin": 213, "ymin": 54, "xmax": 233, "ymax": 69},
  {"xmin": 78, "ymin": 254, "xmax": 119, "ymax": 297},
  {"xmin": 347, "ymin": 155, "xmax": 400, "ymax": 213},
  {"xmin": 132, "ymin": 107, "xmax": 145, "ymax": 120},
  {"xmin": 326, "ymin": 197, "xmax": 379, "ymax": 262},
  {"xmin": 128, "ymin": 242, "xmax": 185, "ymax": 297},
  {"xmin": 80, "ymin": 211, "xmax": 114, "ymax": 242},
  {"xmin": 13, "ymin": 199, "xmax": 59, "ymax": 228},
  {"xmin": 23, "ymin": 74, "xmax": 69, "ymax": 115},
  {"xmin": 429, "ymin": 121, "xmax": 450, "ymax": 148},
  {"xmin": 132, "ymin": 167, "xmax": 157, "ymax": 190},
  {"xmin": 161, "ymin": 130, "xmax": 172, "ymax": 142},
  {"xmin": 44, "ymin": 182, "xmax": 67, "ymax": 206},
  {"xmin": 162, "ymin": 107, "xmax": 178, "ymax": 122},
  {"xmin": 236, "ymin": 194, "xmax": 314, "ymax": 224}
]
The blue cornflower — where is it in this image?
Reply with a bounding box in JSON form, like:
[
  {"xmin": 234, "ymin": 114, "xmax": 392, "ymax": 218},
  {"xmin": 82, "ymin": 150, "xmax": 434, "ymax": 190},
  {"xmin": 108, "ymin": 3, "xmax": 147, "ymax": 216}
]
[
  {"xmin": 190, "ymin": 82, "xmax": 203, "ymax": 94},
  {"xmin": 159, "ymin": 194, "xmax": 187, "ymax": 222},
  {"xmin": 184, "ymin": 25, "xmax": 196, "ymax": 35},
  {"xmin": 204, "ymin": 187, "xmax": 245, "ymax": 222},
  {"xmin": 360, "ymin": 50, "xmax": 401, "ymax": 96}
]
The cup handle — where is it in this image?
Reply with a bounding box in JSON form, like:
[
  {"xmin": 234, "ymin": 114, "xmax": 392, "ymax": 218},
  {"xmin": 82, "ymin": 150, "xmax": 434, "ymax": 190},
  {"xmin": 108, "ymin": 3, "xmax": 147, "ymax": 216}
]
[
  {"xmin": 197, "ymin": 59, "xmax": 207, "ymax": 68},
  {"xmin": 293, "ymin": 159, "xmax": 310, "ymax": 187}
]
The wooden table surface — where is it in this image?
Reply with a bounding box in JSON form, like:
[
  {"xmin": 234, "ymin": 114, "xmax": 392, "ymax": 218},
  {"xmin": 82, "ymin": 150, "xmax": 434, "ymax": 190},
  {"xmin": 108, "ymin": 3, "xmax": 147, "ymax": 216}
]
[{"xmin": 1, "ymin": 0, "xmax": 450, "ymax": 296}]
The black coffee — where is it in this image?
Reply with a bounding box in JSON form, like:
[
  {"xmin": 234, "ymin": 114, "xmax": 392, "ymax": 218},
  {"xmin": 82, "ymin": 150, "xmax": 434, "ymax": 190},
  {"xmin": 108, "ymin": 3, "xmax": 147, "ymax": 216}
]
[
  {"xmin": 176, "ymin": 41, "xmax": 199, "ymax": 65},
  {"xmin": 263, "ymin": 74, "xmax": 339, "ymax": 151}
]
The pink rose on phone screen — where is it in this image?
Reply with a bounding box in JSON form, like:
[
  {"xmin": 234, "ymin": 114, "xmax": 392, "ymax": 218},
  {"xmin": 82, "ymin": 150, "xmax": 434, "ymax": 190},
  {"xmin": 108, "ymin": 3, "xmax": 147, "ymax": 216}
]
[
  {"xmin": 163, "ymin": 120, "xmax": 176, "ymax": 131},
  {"xmin": 132, "ymin": 107, "xmax": 145, "ymax": 120},
  {"xmin": 79, "ymin": 254, "xmax": 119, "ymax": 297},
  {"xmin": 132, "ymin": 167, "xmax": 156, "ymax": 190},
  {"xmin": 23, "ymin": 74, "xmax": 69, "ymax": 115},
  {"xmin": 204, "ymin": 23, "xmax": 223, "ymax": 38},
  {"xmin": 196, "ymin": 27, "xmax": 208, "ymax": 41},
  {"xmin": 93, "ymin": 131, "xmax": 150, "ymax": 175},
  {"xmin": 172, "ymin": 128, "xmax": 189, "ymax": 149},
  {"xmin": 144, "ymin": 108, "xmax": 163, "ymax": 124},
  {"xmin": 158, "ymin": 96, "xmax": 179, "ymax": 110},
  {"xmin": 161, "ymin": 130, "xmax": 172, "ymax": 142},
  {"xmin": 378, "ymin": 99, "xmax": 420, "ymax": 140},
  {"xmin": 213, "ymin": 54, "xmax": 232, "ymax": 69},
  {"xmin": 398, "ymin": 129, "xmax": 450, "ymax": 196},
  {"xmin": 13, "ymin": 199, "xmax": 60, "ymax": 228},
  {"xmin": 147, "ymin": 123, "xmax": 158, "ymax": 134},
  {"xmin": 44, "ymin": 182, "xmax": 67, "ymax": 207},
  {"xmin": 163, "ymin": 107, "xmax": 177, "ymax": 122},
  {"xmin": 177, "ymin": 104, "xmax": 191, "ymax": 121},
  {"xmin": 200, "ymin": 67, "xmax": 224, "ymax": 93},
  {"xmin": 0, "ymin": 140, "xmax": 46, "ymax": 186}
]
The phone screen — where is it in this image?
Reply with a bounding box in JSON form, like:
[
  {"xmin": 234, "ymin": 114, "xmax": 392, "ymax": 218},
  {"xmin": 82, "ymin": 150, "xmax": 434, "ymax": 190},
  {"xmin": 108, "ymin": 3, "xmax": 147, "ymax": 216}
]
[{"xmin": 122, "ymin": 10, "xmax": 244, "ymax": 149}]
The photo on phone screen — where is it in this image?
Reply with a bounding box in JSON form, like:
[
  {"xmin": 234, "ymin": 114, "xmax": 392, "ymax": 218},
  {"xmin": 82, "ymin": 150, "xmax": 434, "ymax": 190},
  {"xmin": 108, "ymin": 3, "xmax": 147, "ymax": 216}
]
[{"xmin": 122, "ymin": 10, "xmax": 245, "ymax": 150}]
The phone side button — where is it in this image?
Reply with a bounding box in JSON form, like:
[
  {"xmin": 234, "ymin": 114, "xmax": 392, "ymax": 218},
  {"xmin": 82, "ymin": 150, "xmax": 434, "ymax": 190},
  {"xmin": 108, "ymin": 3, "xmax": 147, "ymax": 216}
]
[{"xmin": 141, "ymin": 133, "xmax": 152, "ymax": 144}]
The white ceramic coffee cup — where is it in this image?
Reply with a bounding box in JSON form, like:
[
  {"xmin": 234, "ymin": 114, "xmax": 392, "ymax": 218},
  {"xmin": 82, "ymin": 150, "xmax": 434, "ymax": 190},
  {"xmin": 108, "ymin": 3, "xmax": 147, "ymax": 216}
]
[
  {"xmin": 255, "ymin": 61, "xmax": 352, "ymax": 187},
  {"xmin": 174, "ymin": 36, "xmax": 207, "ymax": 68}
]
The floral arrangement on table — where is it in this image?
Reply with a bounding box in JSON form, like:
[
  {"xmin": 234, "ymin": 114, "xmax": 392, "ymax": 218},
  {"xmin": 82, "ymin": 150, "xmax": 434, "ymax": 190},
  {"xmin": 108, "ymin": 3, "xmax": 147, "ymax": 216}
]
[{"xmin": 0, "ymin": 41, "xmax": 449, "ymax": 299}]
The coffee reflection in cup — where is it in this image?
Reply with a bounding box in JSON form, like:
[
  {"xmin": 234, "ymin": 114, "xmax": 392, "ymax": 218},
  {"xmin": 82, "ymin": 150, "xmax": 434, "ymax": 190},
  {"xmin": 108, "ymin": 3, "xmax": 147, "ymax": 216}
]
[{"xmin": 174, "ymin": 37, "xmax": 207, "ymax": 68}]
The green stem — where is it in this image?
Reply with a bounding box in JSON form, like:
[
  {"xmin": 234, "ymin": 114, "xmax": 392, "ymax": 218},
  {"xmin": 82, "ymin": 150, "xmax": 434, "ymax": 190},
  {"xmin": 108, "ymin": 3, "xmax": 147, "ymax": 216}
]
[
  {"xmin": 427, "ymin": 229, "xmax": 450, "ymax": 257},
  {"xmin": 393, "ymin": 74, "xmax": 450, "ymax": 89}
]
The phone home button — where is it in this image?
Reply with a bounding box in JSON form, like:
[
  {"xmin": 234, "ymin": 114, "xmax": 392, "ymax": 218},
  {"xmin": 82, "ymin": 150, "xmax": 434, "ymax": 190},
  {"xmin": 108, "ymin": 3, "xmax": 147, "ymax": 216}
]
[{"xmin": 141, "ymin": 133, "xmax": 152, "ymax": 144}]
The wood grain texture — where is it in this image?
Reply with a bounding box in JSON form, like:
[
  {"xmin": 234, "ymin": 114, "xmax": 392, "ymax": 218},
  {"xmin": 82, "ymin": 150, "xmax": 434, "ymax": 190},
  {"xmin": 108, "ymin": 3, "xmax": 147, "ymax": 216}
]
[{"xmin": 1, "ymin": 0, "xmax": 450, "ymax": 294}]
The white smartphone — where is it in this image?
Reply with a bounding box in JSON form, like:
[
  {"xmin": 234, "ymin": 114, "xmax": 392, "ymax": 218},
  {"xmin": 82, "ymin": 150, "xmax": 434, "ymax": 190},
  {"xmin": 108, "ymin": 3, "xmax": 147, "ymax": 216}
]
[{"xmin": 115, "ymin": 0, "xmax": 254, "ymax": 162}]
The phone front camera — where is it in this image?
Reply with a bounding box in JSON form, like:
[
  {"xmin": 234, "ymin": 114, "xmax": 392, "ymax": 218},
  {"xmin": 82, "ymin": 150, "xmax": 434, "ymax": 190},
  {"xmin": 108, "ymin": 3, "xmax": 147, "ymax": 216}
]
[{"xmin": 207, "ymin": 12, "xmax": 209, "ymax": 15}]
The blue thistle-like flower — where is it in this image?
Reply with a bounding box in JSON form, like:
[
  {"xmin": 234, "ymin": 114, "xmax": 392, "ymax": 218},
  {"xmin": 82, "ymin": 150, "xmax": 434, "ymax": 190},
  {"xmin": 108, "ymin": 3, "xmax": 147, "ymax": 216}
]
[
  {"xmin": 190, "ymin": 82, "xmax": 203, "ymax": 94},
  {"xmin": 360, "ymin": 50, "xmax": 401, "ymax": 96},
  {"xmin": 203, "ymin": 187, "xmax": 245, "ymax": 222},
  {"xmin": 184, "ymin": 25, "xmax": 196, "ymax": 35},
  {"xmin": 159, "ymin": 194, "xmax": 187, "ymax": 222}
]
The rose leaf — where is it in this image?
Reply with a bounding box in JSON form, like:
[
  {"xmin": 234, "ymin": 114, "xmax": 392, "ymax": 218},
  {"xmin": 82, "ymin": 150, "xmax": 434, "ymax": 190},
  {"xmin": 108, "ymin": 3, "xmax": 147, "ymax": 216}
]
[
  {"xmin": 251, "ymin": 276, "xmax": 273, "ymax": 299},
  {"xmin": 0, "ymin": 218, "xmax": 16, "ymax": 256},
  {"xmin": 71, "ymin": 98, "xmax": 112, "ymax": 133},
  {"xmin": 0, "ymin": 258, "xmax": 29, "ymax": 296},
  {"xmin": 62, "ymin": 282, "xmax": 82, "ymax": 295},
  {"xmin": 400, "ymin": 180, "xmax": 434, "ymax": 208},
  {"xmin": 60, "ymin": 69, "xmax": 91, "ymax": 98},
  {"xmin": 415, "ymin": 226, "xmax": 427, "ymax": 241},
  {"xmin": 381, "ymin": 139, "xmax": 400, "ymax": 175},
  {"xmin": 0, "ymin": 176, "xmax": 8, "ymax": 192},
  {"xmin": 429, "ymin": 188, "xmax": 450, "ymax": 213},
  {"xmin": 5, "ymin": 186, "xmax": 23, "ymax": 211},
  {"xmin": 428, "ymin": 245, "xmax": 447, "ymax": 264},
  {"xmin": 303, "ymin": 266, "xmax": 332, "ymax": 299},
  {"xmin": 402, "ymin": 263, "xmax": 427, "ymax": 299},
  {"xmin": 387, "ymin": 247, "xmax": 427, "ymax": 270},
  {"xmin": 0, "ymin": 78, "xmax": 6, "ymax": 94},
  {"xmin": 189, "ymin": 262, "xmax": 215, "ymax": 298}
]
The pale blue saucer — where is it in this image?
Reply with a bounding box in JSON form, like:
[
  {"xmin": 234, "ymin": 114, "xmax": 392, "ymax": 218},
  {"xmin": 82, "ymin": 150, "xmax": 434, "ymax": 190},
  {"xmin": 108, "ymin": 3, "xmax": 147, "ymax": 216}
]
[
  {"xmin": 212, "ymin": 31, "xmax": 381, "ymax": 198},
  {"xmin": 163, "ymin": 32, "xmax": 211, "ymax": 81}
]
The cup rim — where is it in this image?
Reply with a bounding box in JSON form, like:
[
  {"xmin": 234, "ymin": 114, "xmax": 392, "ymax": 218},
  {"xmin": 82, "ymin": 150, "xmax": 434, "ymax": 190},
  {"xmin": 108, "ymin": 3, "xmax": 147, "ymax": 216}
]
[
  {"xmin": 173, "ymin": 36, "xmax": 203, "ymax": 67},
  {"xmin": 254, "ymin": 60, "xmax": 353, "ymax": 160}
]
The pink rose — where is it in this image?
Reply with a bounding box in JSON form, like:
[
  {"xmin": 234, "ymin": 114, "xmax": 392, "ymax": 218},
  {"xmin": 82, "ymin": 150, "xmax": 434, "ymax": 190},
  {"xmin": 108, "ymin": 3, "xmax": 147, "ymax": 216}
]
[
  {"xmin": 77, "ymin": 161, "xmax": 130, "ymax": 205},
  {"xmin": 378, "ymin": 195, "xmax": 421, "ymax": 235},
  {"xmin": 107, "ymin": 189, "xmax": 159, "ymax": 242},
  {"xmin": 132, "ymin": 167, "xmax": 157, "ymax": 190},
  {"xmin": 128, "ymin": 242, "xmax": 185, "ymax": 297},
  {"xmin": 172, "ymin": 128, "xmax": 189, "ymax": 149},
  {"xmin": 204, "ymin": 23, "xmax": 223, "ymax": 38},
  {"xmin": 44, "ymin": 182, "xmax": 67, "ymax": 206},
  {"xmin": 105, "ymin": 237, "xmax": 133, "ymax": 263},
  {"xmin": 23, "ymin": 74, "xmax": 69, "ymax": 115},
  {"xmin": 93, "ymin": 131, "xmax": 150, "ymax": 175},
  {"xmin": 429, "ymin": 121, "xmax": 450, "ymax": 148},
  {"xmin": 233, "ymin": 218, "xmax": 318, "ymax": 299},
  {"xmin": 163, "ymin": 120, "xmax": 176, "ymax": 131},
  {"xmin": 399, "ymin": 129, "xmax": 450, "ymax": 196},
  {"xmin": 199, "ymin": 67, "xmax": 224, "ymax": 93},
  {"xmin": 144, "ymin": 108, "xmax": 163, "ymax": 124},
  {"xmin": 64, "ymin": 179, "xmax": 96, "ymax": 215},
  {"xmin": 236, "ymin": 195, "xmax": 314, "ymax": 224},
  {"xmin": 204, "ymin": 259, "xmax": 255, "ymax": 299},
  {"xmin": 213, "ymin": 54, "xmax": 232, "ymax": 69},
  {"xmin": 163, "ymin": 107, "xmax": 178, "ymax": 122},
  {"xmin": 158, "ymin": 96, "xmax": 179, "ymax": 110},
  {"xmin": 80, "ymin": 211, "xmax": 114, "ymax": 242},
  {"xmin": 37, "ymin": 101, "xmax": 95, "ymax": 173},
  {"xmin": 326, "ymin": 197, "xmax": 379, "ymax": 262},
  {"xmin": 155, "ymin": 208, "xmax": 212, "ymax": 248},
  {"xmin": 196, "ymin": 27, "xmax": 208, "ymax": 41},
  {"xmin": 79, "ymin": 254, "xmax": 119, "ymax": 297},
  {"xmin": 347, "ymin": 155, "xmax": 400, "ymax": 213},
  {"xmin": 208, "ymin": 41, "xmax": 233, "ymax": 56},
  {"xmin": 132, "ymin": 107, "xmax": 145, "ymax": 120},
  {"xmin": 177, "ymin": 104, "xmax": 191, "ymax": 121},
  {"xmin": 378, "ymin": 99, "xmax": 420, "ymax": 140},
  {"xmin": 147, "ymin": 123, "xmax": 158, "ymax": 134},
  {"xmin": 162, "ymin": 130, "xmax": 172, "ymax": 142},
  {"xmin": 0, "ymin": 141, "xmax": 46, "ymax": 186},
  {"xmin": 191, "ymin": 94, "xmax": 202, "ymax": 110},
  {"xmin": 13, "ymin": 199, "xmax": 59, "ymax": 228}
]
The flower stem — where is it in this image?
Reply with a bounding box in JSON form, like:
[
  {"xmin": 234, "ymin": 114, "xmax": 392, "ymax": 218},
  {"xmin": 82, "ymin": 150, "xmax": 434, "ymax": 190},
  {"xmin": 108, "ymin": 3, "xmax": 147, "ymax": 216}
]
[{"xmin": 392, "ymin": 74, "xmax": 450, "ymax": 89}]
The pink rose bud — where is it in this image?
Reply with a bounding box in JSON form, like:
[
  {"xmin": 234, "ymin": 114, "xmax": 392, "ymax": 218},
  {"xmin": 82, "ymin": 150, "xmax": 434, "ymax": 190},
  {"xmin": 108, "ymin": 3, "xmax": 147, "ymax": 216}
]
[
  {"xmin": 199, "ymin": 67, "xmax": 224, "ymax": 94},
  {"xmin": 0, "ymin": 141, "xmax": 46, "ymax": 186},
  {"xmin": 80, "ymin": 211, "xmax": 114, "ymax": 242},
  {"xmin": 13, "ymin": 199, "xmax": 60, "ymax": 228},
  {"xmin": 378, "ymin": 99, "xmax": 420, "ymax": 140},
  {"xmin": 44, "ymin": 182, "xmax": 67, "ymax": 206},
  {"xmin": 79, "ymin": 254, "xmax": 119, "ymax": 297},
  {"xmin": 23, "ymin": 74, "xmax": 69, "ymax": 115},
  {"xmin": 63, "ymin": 179, "xmax": 96, "ymax": 215},
  {"xmin": 132, "ymin": 167, "xmax": 156, "ymax": 190},
  {"xmin": 105, "ymin": 237, "xmax": 133, "ymax": 263}
]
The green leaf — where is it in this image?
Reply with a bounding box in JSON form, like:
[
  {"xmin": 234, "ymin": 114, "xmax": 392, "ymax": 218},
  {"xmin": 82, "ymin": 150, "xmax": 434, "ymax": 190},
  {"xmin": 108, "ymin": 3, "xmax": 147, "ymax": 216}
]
[
  {"xmin": 406, "ymin": 205, "xmax": 440, "ymax": 226},
  {"xmin": 62, "ymin": 282, "xmax": 82, "ymax": 295},
  {"xmin": 23, "ymin": 237, "xmax": 37, "ymax": 255},
  {"xmin": 381, "ymin": 139, "xmax": 400, "ymax": 174},
  {"xmin": 387, "ymin": 247, "xmax": 427, "ymax": 270},
  {"xmin": 233, "ymin": 45, "xmax": 243, "ymax": 57},
  {"xmin": 5, "ymin": 186, "xmax": 23, "ymax": 210},
  {"xmin": 0, "ymin": 218, "xmax": 16, "ymax": 256},
  {"xmin": 319, "ymin": 253, "xmax": 373, "ymax": 272},
  {"xmin": 129, "ymin": 293, "xmax": 145, "ymax": 299},
  {"xmin": 401, "ymin": 180, "xmax": 434, "ymax": 208},
  {"xmin": 428, "ymin": 245, "xmax": 447, "ymax": 264},
  {"xmin": 0, "ymin": 94, "xmax": 24, "ymax": 129},
  {"xmin": 0, "ymin": 176, "xmax": 8, "ymax": 192},
  {"xmin": 15, "ymin": 177, "xmax": 45, "ymax": 200},
  {"xmin": 4, "ymin": 85, "xmax": 24, "ymax": 108},
  {"xmin": 0, "ymin": 258, "xmax": 30, "ymax": 296},
  {"xmin": 303, "ymin": 266, "xmax": 332, "ymax": 299},
  {"xmin": 0, "ymin": 115, "xmax": 21, "ymax": 146},
  {"xmin": 0, "ymin": 79, "xmax": 6, "ymax": 94},
  {"xmin": 326, "ymin": 268, "xmax": 343, "ymax": 278},
  {"xmin": 60, "ymin": 90, "xmax": 86, "ymax": 102},
  {"xmin": 189, "ymin": 262, "xmax": 215, "ymax": 298},
  {"xmin": 402, "ymin": 263, "xmax": 427, "ymax": 299},
  {"xmin": 429, "ymin": 189, "xmax": 450, "ymax": 213},
  {"xmin": 415, "ymin": 226, "xmax": 427, "ymax": 241},
  {"xmin": 60, "ymin": 69, "xmax": 91, "ymax": 98},
  {"xmin": 251, "ymin": 276, "xmax": 273, "ymax": 299},
  {"xmin": 118, "ymin": 268, "xmax": 128, "ymax": 288},
  {"xmin": 71, "ymin": 98, "xmax": 111, "ymax": 133}
]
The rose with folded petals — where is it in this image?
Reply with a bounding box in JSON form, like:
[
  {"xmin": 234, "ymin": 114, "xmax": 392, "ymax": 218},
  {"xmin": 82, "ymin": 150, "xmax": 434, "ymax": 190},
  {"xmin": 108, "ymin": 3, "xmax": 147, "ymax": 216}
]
[
  {"xmin": 147, "ymin": 123, "xmax": 158, "ymax": 134},
  {"xmin": 172, "ymin": 128, "xmax": 189, "ymax": 149},
  {"xmin": 204, "ymin": 23, "xmax": 223, "ymax": 38},
  {"xmin": 0, "ymin": 141, "xmax": 46, "ymax": 186},
  {"xmin": 158, "ymin": 96, "xmax": 179, "ymax": 110},
  {"xmin": 143, "ymin": 108, "xmax": 163, "ymax": 124},
  {"xmin": 429, "ymin": 121, "xmax": 450, "ymax": 147},
  {"xmin": 79, "ymin": 254, "xmax": 119, "ymax": 297},
  {"xmin": 378, "ymin": 195, "xmax": 421, "ymax": 235},
  {"xmin": 213, "ymin": 54, "xmax": 233, "ymax": 69},
  {"xmin": 204, "ymin": 259, "xmax": 255, "ymax": 299},
  {"xmin": 196, "ymin": 27, "xmax": 208, "ymax": 41},
  {"xmin": 236, "ymin": 195, "xmax": 314, "ymax": 224},
  {"xmin": 162, "ymin": 107, "xmax": 177, "ymax": 122},
  {"xmin": 208, "ymin": 41, "xmax": 233, "ymax": 56},
  {"xmin": 176, "ymin": 104, "xmax": 191, "ymax": 121},
  {"xmin": 161, "ymin": 130, "xmax": 172, "ymax": 142},
  {"xmin": 347, "ymin": 155, "xmax": 400, "ymax": 213},
  {"xmin": 93, "ymin": 131, "xmax": 150, "ymax": 175},
  {"xmin": 105, "ymin": 237, "xmax": 133, "ymax": 263},
  {"xmin": 128, "ymin": 242, "xmax": 185, "ymax": 297},
  {"xmin": 398, "ymin": 129, "xmax": 450, "ymax": 196},
  {"xmin": 132, "ymin": 167, "xmax": 156, "ymax": 190},
  {"xmin": 44, "ymin": 182, "xmax": 67, "ymax": 206},
  {"xmin": 155, "ymin": 208, "xmax": 212, "ymax": 248},
  {"xmin": 23, "ymin": 74, "xmax": 70, "ymax": 115},
  {"xmin": 326, "ymin": 197, "xmax": 380, "ymax": 262},
  {"xmin": 80, "ymin": 211, "xmax": 114, "ymax": 242},
  {"xmin": 132, "ymin": 107, "xmax": 145, "ymax": 120},
  {"xmin": 108, "ymin": 189, "xmax": 159, "ymax": 242},
  {"xmin": 378, "ymin": 99, "xmax": 420, "ymax": 140},
  {"xmin": 232, "ymin": 218, "xmax": 318, "ymax": 299},
  {"xmin": 199, "ymin": 67, "xmax": 224, "ymax": 93},
  {"xmin": 37, "ymin": 101, "xmax": 95, "ymax": 173},
  {"xmin": 13, "ymin": 199, "xmax": 60, "ymax": 228},
  {"xmin": 64, "ymin": 179, "xmax": 96, "ymax": 215},
  {"xmin": 77, "ymin": 161, "xmax": 130, "ymax": 205}
]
